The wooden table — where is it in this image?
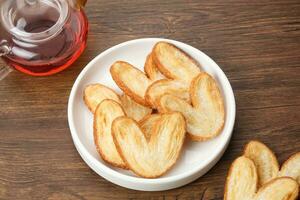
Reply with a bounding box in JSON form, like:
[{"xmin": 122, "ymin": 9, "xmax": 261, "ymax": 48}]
[{"xmin": 1, "ymin": 0, "xmax": 299, "ymax": 199}]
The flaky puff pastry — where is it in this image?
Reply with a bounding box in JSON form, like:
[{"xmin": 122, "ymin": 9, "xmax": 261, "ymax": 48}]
[
  {"xmin": 84, "ymin": 83, "xmax": 151, "ymax": 122},
  {"xmin": 120, "ymin": 94, "xmax": 152, "ymax": 122},
  {"xmin": 224, "ymin": 156, "xmax": 299, "ymax": 200},
  {"xmin": 244, "ymin": 140, "xmax": 300, "ymax": 186},
  {"xmin": 112, "ymin": 112, "xmax": 186, "ymax": 178},
  {"xmin": 94, "ymin": 100, "xmax": 126, "ymax": 168},
  {"xmin": 252, "ymin": 177, "xmax": 298, "ymax": 200},
  {"xmin": 110, "ymin": 61, "xmax": 192, "ymax": 109},
  {"xmin": 243, "ymin": 140, "xmax": 279, "ymax": 187},
  {"xmin": 158, "ymin": 72, "xmax": 225, "ymax": 141},
  {"xmin": 144, "ymin": 53, "xmax": 165, "ymax": 81},
  {"xmin": 84, "ymin": 84, "xmax": 121, "ymax": 113},
  {"xmin": 93, "ymin": 100, "xmax": 160, "ymax": 169},
  {"xmin": 152, "ymin": 41, "xmax": 201, "ymax": 83},
  {"xmin": 139, "ymin": 114, "xmax": 161, "ymax": 141},
  {"xmin": 145, "ymin": 79, "xmax": 190, "ymax": 108},
  {"xmin": 110, "ymin": 61, "xmax": 152, "ymax": 106},
  {"xmin": 278, "ymin": 152, "xmax": 300, "ymax": 184},
  {"xmin": 224, "ymin": 156, "xmax": 258, "ymax": 200}
]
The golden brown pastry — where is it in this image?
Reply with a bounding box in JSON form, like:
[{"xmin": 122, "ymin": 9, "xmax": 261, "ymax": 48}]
[
  {"xmin": 244, "ymin": 140, "xmax": 279, "ymax": 186},
  {"xmin": 243, "ymin": 140, "xmax": 300, "ymax": 186},
  {"xmin": 224, "ymin": 156, "xmax": 257, "ymax": 200},
  {"xmin": 278, "ymin": 152, "xmax": 300, "ymax": 185},
  {"xmin": 112, "ymin": 112, "xmax": 186, "ymax": 178},
  {"xmin": 84, "ymin": 83, "xmax": 121, "ymax": 113},
  {"xmin": 145, "ymin": 79, "xmax": 190, "ymax": 108},
  {"xmin": 224, "ymin": 156, "xmax": 299, "ymax": 200},
  {"xmin": 253, "ymin": 177, "xmax": 298, "ymax": 200},
  {"xmin": 93, "ymin": 99, "xmax": 126, "ymax": 168},
  {"xmin": 144, "ymin": 53, "xmax": 165, "ymax": 81},
  {"xmin": 152, "ymin": 41, "xmax": 201, "ymax": 83},
  {"xmin": 158, "ymin": 72, "xmax": 225, "ymax": 141},
  {"xmin": 120, "ymin": 94, "xmax": 152, "ymax": 122},
  {"xmin": 110, "ymin": 61, "xmax": 152, "ymax": 106},
  {"xmin": 139, "ymin": 114, "xmax": 161, "ymax": 141}
]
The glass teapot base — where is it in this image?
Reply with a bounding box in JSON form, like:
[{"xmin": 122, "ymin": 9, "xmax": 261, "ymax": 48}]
[{"xmin": 3, "ymin": 41, "xmax": 86, "ymax": 76}]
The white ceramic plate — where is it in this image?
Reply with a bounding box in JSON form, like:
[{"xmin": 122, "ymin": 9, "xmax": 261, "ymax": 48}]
[{"xmin": 68, "ymin": 38, "xmax": 236, "ymax": 191}]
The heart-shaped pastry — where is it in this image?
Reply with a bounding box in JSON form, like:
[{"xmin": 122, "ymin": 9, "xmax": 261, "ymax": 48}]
[
  {"xmin": 94, "ymin": 100, "xmax": 159, "ymax": 169},
  {"xmin": 158, "ymin": 72, "xmax": 225, "ymax": 141},
  {"xmin": 224, "ymin": 156, "xmax": 299, "ymax": 200},
  {"xmin": 112, "ymin": 112, "xmax": 186, "ymax": 178}
]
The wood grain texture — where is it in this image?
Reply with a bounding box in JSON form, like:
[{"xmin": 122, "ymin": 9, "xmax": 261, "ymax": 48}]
[{"xmin": 0, "ymin": 0, "xmax": 300, "ymax": 199}]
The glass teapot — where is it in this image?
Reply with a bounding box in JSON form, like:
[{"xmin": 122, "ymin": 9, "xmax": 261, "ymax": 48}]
[{"xmin": 0, "ymin": 0, "xmax": 88, "ymax": 79}]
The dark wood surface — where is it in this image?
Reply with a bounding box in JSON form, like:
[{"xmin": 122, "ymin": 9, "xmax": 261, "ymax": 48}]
[{"xmin": 1, "ymin": 0, "xmax": 300, "ymax": 199}]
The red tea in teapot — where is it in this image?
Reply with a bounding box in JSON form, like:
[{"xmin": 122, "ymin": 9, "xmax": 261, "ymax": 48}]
[{"xmin": 0, "ymin": 0, "xmax": 89, "ymax": 76}]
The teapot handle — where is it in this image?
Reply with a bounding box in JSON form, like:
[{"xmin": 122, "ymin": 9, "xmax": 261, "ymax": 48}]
[
  {"xmin": 0, "ymin": 65, "xmax": 13, "ymax": 81},
  {"xmin": 75, "ymin": 0, "xmax": 87, "ymax": 8},
  {"xmin": 0, "ymin": 41, "xmax": 12, "ymax": 80}
]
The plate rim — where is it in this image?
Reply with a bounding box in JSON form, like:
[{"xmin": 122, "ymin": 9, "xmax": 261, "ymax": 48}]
[{"xmin": 67, "ymin": 37, "xmax": 236, "ymax": 189}]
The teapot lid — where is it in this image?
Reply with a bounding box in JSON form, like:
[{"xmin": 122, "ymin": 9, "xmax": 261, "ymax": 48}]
[{"xmin": 0, "ymin": 0, "xmax": 69, "ymax": 42}]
